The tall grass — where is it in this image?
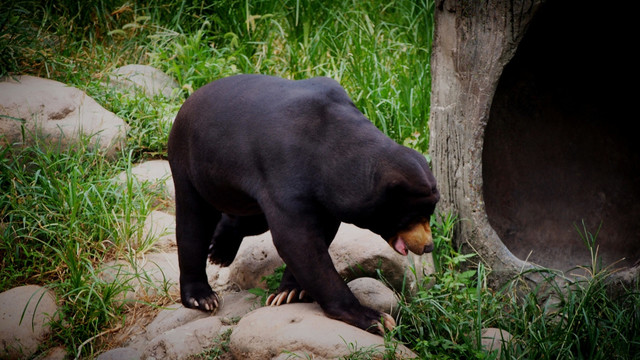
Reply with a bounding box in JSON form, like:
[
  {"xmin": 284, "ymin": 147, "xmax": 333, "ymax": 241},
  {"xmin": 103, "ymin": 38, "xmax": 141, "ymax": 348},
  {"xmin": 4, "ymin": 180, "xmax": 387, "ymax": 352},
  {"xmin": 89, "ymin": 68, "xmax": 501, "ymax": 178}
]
[
  {"xmin": 2, "ymin": 0, "xmax": 434, "ymax": 356},
  {"xmin": 0, "ymin": 135, "xmax": 164, "ymax": 354},
  {"xmin": 145, "ymin": 0, "xmax": 434, "ymax": 151},
  {"xmin": 2, "ymin": 0, "xmax": 434, "ymax": 152},
  {"xmin": 392, "ymin": 214, "xmax": 640, "ymax": 360}
]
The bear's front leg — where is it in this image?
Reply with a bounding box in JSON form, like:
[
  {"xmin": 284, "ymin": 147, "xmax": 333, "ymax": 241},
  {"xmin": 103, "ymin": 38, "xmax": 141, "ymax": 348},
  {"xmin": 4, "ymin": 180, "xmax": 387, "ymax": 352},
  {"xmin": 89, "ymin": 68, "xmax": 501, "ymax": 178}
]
[{"xmin": 265, "ymin": 205, "xmax": 395, "ymax": 335}]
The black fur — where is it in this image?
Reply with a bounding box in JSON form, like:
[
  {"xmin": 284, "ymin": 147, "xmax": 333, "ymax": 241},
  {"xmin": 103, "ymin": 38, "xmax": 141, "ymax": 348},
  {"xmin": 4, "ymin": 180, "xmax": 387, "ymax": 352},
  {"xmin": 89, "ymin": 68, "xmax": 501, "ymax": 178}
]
[{"xmin": 168, "ymin": 74, "xmax": 439, "ymax": 333}]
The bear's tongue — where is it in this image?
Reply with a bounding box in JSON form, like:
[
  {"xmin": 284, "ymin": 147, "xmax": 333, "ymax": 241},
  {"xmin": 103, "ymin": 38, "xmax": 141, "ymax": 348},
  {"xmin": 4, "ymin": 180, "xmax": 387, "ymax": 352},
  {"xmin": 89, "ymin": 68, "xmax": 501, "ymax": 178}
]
[{"xmin": 392, "ymin": 236, "xmax": 409, "ymax": 256}]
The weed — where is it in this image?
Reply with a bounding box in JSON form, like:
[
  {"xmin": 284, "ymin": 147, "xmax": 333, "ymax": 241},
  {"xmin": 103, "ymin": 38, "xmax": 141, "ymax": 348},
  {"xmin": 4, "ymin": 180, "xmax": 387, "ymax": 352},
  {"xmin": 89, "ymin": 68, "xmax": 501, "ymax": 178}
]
[
  {"xmin": 248, "ymin": 264, "xmax": 286, "ymax": 305},
  {"xmin": 394, "ymin": 219, "xmax": 500, "ymax": 359},
  {"xmin": 188, "ymin": 328, "xmax": 233, "ymax": 360},
  {"xmin": 392, "ymin": 213, "xmax": 640, "ymax": 359}
]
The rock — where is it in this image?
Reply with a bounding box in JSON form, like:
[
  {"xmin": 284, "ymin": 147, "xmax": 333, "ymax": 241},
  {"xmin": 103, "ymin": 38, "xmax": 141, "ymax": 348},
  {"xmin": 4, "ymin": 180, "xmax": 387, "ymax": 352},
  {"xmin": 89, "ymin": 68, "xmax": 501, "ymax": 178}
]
[
  {"xmin": 226, "ymin": 223, "xmax": 433, "ymax": 294},
  {"xmin": 329, "ymin": 223, "xmax": 433, "ymax": 294},
  {"xmin": 100, "ymin": 253, "xmax": 181, "ymax": 303},
  {"xmin": 215, "ymin": 290, "xmax": 261, "ymax": 322},
  {"xmin": 99, "ymin": 252, "xmax": 222, "ymax": 303},
  {"xmin": 108, "ymin": 64, "xmax": 179, "ymax": 98},
  {"xmin": 117, "ymin": 160, "xmax": 175, "ymax": 200},
  {"xmin": 139, "ymin": 252, "xmax": 182, "ymax": 285},
  {"xmin": 0, "ymin": 285, "xmax": 59, "ymax": 359},
  {"xmin": 143, "ymin": 290, "xmax": 259, "ymax": 340},
  {"xmin": 229, "ymin": 303, "xmax": 416, "ymax": 359},
  {"xmin": 227, "ymin": 232, "xmax": 284, "ymax": 290},
  {"xmin": 348, "ymin": 277, "xmax": 399, "ymax": 316},
  {"xmin": 104, "ymin": 209, "xmax": 175, "ymax": 252},
  {"xmin": 96, "ymin": 347, "xmax": 141, "ymax": 360},
  {"xmin": 143, "ymin": 317, "xmax": 224, "ymax": 360},
  {"xmin": 123, "ymin": 290, "xmax": 257, "ymax": 354},
  {"xmin": 142, "ymin": 210, "xmax": 176, "ymax": 252},
  {"xmin": 480, "ymin": 328, "xmax": 513, "ymax": 356},
  {"xmin": 39, "ymin": 346, "xmax": 67, "ymax": 360},
  {"xmin": 0, "ymin": 75, "xmax": 128, "ymax": 158},
  {"xmin": 144, "ymin": 304, "xmax": 211, "ymax": 341}
]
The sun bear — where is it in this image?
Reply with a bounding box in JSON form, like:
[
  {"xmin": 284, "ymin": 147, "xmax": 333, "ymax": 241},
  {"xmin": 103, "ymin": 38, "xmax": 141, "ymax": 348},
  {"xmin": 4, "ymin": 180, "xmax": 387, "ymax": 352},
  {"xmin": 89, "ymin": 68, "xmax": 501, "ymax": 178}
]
[{"xmin": 168, "ymin": 74, "xmax": 439, "ymax": 334}]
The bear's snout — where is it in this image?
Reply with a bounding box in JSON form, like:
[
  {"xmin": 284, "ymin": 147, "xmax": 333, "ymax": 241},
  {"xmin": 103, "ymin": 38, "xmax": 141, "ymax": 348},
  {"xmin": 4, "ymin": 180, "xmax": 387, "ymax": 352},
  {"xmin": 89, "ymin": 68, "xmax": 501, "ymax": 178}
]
[{"xmin": 388, "ymin": 220, "xmax": 433, "ymax": 256}]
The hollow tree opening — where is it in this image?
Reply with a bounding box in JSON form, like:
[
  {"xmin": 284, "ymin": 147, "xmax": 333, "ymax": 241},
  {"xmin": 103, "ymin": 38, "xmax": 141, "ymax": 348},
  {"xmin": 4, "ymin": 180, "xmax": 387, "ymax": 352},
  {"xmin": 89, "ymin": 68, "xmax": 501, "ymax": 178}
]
[{"xmin": 482, "ymin": 1, "xmax": 640, "ymax": 272}]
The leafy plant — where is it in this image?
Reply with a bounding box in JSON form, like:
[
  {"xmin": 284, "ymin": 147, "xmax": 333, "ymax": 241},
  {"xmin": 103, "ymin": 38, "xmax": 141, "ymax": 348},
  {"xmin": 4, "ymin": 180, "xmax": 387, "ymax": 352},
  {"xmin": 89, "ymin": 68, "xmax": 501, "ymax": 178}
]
[
  {"xmin": 248, "ymin": 264, "xmax": 286, "ymax": 305},
  {"xmin": 393, "ymin": 213, "xmax": 501, "ymax": 359}
]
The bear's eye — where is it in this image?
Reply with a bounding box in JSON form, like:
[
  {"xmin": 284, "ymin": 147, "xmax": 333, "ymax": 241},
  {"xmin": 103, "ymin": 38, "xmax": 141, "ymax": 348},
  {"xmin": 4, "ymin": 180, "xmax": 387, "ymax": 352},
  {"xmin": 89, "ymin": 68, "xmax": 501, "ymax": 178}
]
[{"xmin": 408, "ymin": 216, "xmax": 430, "ymax": 229}]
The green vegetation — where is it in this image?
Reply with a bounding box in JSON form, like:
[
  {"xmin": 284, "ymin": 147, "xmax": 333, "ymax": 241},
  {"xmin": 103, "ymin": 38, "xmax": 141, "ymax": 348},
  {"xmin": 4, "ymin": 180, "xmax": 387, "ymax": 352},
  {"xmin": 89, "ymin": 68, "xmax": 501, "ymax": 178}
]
[
  {"xmin": 1, "ymin": 0, "xmax": 638, "ymax": 359},
  {"xmin": 391, "ymin": 215, "xmax": 640, "ymax": 360}
]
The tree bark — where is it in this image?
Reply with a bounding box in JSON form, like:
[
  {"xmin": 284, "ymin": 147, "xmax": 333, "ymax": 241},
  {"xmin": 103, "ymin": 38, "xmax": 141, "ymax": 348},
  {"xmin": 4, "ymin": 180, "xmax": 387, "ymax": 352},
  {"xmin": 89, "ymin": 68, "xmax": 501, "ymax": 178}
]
[
  {"xmin": 429, "ymin": 0, "xmax": 640, "ymax": 289},
  {"xmin": 429, "ymin": 0, "xmax": 543, "ymax": 285}
]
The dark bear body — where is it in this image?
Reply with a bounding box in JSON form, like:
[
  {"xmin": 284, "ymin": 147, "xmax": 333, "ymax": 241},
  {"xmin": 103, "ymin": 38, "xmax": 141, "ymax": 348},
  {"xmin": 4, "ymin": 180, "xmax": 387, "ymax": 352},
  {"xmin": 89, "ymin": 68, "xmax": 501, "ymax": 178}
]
[{"xmin": 168, "ymin": 74, "xmax": 439, "ymax": 334}]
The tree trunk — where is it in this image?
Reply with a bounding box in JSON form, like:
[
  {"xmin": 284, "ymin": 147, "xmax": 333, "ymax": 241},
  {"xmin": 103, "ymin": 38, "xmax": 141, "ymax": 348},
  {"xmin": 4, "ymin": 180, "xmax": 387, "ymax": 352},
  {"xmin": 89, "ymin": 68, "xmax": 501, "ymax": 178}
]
[{"xmin": 429, "ymin": 0, "xmax": 639, "ymax": 288}]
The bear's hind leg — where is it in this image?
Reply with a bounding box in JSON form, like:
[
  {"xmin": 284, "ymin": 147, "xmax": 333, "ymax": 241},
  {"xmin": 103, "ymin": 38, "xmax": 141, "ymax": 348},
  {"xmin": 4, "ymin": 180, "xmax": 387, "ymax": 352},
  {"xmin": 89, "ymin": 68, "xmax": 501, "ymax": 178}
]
[{"xmin": 209, "ymin": 213, "xmax": 269, "ymax": 266}]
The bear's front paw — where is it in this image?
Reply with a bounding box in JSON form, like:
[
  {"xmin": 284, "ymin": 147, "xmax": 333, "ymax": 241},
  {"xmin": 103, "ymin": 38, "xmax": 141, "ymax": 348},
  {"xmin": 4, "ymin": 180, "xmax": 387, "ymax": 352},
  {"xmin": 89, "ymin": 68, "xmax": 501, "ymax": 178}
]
[
  {"xmin": 353, "ymin": 309, "xmax": 396, "ymax": 335},
  {"xmin": 374, "ymin": 312, "xmax": 396, "ymax": 335},
  {"xmin": 325, "ymin": 304, "xmax": 396, "ymax": 336},
  {"xmin": 266, "ymin": 288, "xmax": 313, "ymax": 306},
  {"xmin": 181, "ymin": 282, "xmax": 220, "ymax": 312}
]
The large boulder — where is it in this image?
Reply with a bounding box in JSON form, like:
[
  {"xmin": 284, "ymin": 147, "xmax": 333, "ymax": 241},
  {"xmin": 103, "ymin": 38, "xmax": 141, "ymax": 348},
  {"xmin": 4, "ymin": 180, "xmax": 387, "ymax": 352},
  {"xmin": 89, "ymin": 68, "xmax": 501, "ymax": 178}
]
[
  {"xmin": 117, "ymin": 160, "xmax": 175, "ymax": 200},
  {"xmin": 479, "ymin": 328, "xmax": 513, "ymax": 357},
  {"xmin": 108, "ymin": 64, "xmax": 179, "ymax": 98},
  {"xmin": 348, "ymin": 277, "xmax": 399, "ymax": 316},
  {"xmin": 96, "ymin": 347, "xmax": 141, "ymax": 360},
  {"xmin": 229, "ymin": 303, "xmax": 416, "ymax": 359},
  {"xmin": 330, "ymin": 224, "xmax": 434, "ymax": 294},
  {"xmin": 0, "ymin": 75, "xmax": 128, "ymax": 158},
  {"xmin": 0, "ymin": 285, "xmax": 59, "ymax": 359},
  {"xmin": 227, "ymin": 232, "xmax": 285, "ymax": 290},
  {"xmin": 228, "ymin": 223, "xmax": 434, "ymax": 293},
  {"xmin": 141, "ymin": 210, "xmax": 176, "ymax": 252},
  {"xmin": 143, "ymin": 317, "xmax": 225, "ymax": 360},
  {"xmin": 107, "ymin": 291, "xmax": 260, "ymax": 358},
  {"xmin": 99, "ymin": 252, "xmax": 229, "ymax": 304}
]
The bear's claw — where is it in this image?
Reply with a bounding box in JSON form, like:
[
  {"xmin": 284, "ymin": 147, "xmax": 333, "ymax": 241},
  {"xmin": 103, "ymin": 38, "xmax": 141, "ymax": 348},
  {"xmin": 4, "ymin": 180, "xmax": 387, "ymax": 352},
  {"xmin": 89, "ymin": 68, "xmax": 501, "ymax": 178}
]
[
  {"xmin": 375, "ymin": 312, "xmax": 396, "ymax": 334},
  {"xmin": 266, "ymin": 289, "xmax": 308, "ymax": 306},
  {"xmin": 186, "ymin": 292, "xmax": 219, "ymax": 312}
]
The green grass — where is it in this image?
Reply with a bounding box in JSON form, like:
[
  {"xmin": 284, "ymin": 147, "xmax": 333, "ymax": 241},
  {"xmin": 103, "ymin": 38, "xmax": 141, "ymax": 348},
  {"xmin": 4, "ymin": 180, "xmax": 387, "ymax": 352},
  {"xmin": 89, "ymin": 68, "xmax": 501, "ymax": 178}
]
[
  {"xmin": 390, "ymin": 214, "xmax": 640, "ymax": 360},
  {"xmin": 2, "ymin": 0, "xmax": 433, "ymax": 153},
  {"xmin": 1, "ymin": 0, "xmax": 639, "ymax": 358},
  {"xmin": 0, "ymin": 138, "xmax": 164, "ymax": 355}
]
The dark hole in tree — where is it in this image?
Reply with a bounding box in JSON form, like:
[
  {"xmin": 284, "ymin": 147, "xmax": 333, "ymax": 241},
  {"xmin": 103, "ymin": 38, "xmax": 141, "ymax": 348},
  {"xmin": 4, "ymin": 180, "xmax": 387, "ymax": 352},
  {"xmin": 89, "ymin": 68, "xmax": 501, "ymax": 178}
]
[{"xmin": 482, "ymin": 1, "xmax": 639, "ymax": 272}]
